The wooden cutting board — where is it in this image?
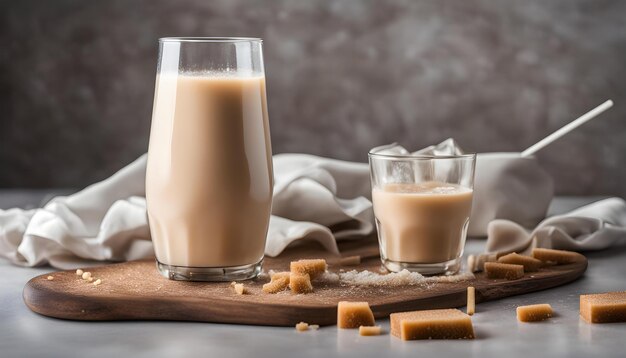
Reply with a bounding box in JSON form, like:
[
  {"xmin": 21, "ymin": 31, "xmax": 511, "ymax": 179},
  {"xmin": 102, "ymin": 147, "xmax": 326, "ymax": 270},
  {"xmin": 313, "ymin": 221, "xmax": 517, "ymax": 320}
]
[{"xmin": 23, "ymin": 239, "xmax": 587, "ymax": 326}]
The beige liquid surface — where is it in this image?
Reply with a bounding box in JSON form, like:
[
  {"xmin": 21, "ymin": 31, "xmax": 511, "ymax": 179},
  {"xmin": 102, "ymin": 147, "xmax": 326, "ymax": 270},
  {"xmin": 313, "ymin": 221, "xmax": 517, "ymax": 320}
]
[
  {"xmin": 372, "ymin": 182, "xmax": 473, "ymax": 264},
  {"xmin": 146, "ymin": 74, "xmax": 273, "ymax": 267}
]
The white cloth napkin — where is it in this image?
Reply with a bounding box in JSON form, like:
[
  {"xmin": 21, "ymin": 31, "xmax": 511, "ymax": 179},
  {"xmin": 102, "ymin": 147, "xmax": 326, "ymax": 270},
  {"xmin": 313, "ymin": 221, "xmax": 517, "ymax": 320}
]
[
  {"xmin": 0, "ymin": 155, "xmax": 151, "ymax": 268},
  {"xmin": 0, "ymin": 154, "xmax": 373, "ymax": 268},
  {"xmin": 267, "ymin": 153, "xmax": 373, "ymax": 256},
  {"xmin": 485, "ymin": 197, "xmax": 626, "ymax": 255},
  {"xmin": 1, "ymin": 139, "xmax": 622, "ymax": 269}
]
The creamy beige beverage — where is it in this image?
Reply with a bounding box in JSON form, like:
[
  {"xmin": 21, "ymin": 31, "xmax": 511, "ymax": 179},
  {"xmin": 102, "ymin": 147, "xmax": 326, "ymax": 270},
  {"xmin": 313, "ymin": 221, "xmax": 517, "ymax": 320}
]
[
  {"xmin": 146, "ymin": 74, "xmax": 273, "ymax": 267},
  {"xmin": 372, "ymin": 182, "xmax": 473, "ymax": 264}
]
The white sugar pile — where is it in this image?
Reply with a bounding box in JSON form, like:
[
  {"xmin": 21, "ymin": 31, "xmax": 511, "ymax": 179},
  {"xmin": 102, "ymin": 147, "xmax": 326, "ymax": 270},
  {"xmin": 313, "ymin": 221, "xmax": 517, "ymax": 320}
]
[
  {"xmin": 339, "ymin": 269, "xmax": 474, "ymax": 287},
  {"xmin": 263, "ymin": 268, "xmax": 474, "ymax": 288},
  {"xmin": 339, "ymin": 269, "xmax": 425, "ymax": 287},
  {"xmin": 424, "ymin": 272, "xmax": 475, "ymax": 283},
  {"xmin": 318, "ymin": 271, "xmax": 340, "ymax": 283}
]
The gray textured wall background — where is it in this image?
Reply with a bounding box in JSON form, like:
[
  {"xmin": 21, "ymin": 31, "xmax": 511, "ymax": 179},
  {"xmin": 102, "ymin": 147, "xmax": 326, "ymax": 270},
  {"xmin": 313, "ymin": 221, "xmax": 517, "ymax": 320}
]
[{"xmin": 1, "ymin": 0, "xmax": 625, "ymax": 196}]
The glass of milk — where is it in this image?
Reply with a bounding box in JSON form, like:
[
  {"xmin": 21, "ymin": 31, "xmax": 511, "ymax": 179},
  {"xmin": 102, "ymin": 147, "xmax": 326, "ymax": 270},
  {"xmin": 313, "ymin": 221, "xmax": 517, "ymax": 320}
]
[
  {"xmin": 146, "ymin": 38, "xmax": 273, "ymax": 281},
  {"xmin": 369, "ymin": 151, "xmax": 476, "ymax": 275}
]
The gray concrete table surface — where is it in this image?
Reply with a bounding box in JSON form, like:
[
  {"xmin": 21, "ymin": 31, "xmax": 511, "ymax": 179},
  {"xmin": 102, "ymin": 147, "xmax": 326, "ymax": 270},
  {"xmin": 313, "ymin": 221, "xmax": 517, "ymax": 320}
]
[{"xmin": 1, "ymin": 191, "xmax": 625, "ymax": 358}]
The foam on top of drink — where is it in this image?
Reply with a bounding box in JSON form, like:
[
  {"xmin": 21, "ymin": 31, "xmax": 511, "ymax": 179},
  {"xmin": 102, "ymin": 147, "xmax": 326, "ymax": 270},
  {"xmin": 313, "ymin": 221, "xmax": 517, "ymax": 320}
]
[
  {"xmin": 379, "ymin": 182, "xmax": 472, "ymax": 195},
  {"xmin": 162, "ymin": 69, "xmax": 265, "ymax": 79}
]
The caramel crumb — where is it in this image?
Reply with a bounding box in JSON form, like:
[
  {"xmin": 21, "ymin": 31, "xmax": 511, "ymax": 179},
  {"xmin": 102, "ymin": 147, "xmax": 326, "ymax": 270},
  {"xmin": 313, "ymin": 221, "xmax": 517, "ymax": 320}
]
[
  {"xmin": 263, "ymin": 271, "xmax": 290, "ymax": 294},
  {"xmin": 359, "ymin": 326, "xmax": 382, "ymax": 336},
  {"xmin": 467, "ymin": 286, "xmax": 476, "ymax": 315},
  {"xmin": 93, "ymin": 279, "xmax": 102, "ymax": 286},
  {"xmin": 82, "ymin": 272, "xmax": 92, "ymax": 280},
  {"xmin": 467, "ymin": 255, "xmax": 476, "ymax": 272},
  {"xmin": 47, "ymin": 276, "xmax": 54, "ymax": 281},
  {"xmin": 295, "ymin": 322, "xmax": 309, "ymax": 331},
  {"xmin": 234, "ymin": 283, "xmax": 246, "ymax": 295},
  {"xmin": 76, "ymin": 269, "xmax": 84, "ymax": 276}
]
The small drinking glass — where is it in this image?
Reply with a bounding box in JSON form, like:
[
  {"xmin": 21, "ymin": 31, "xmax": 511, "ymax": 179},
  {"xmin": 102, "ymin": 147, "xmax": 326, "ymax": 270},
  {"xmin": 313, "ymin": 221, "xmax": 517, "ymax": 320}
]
[{"xmin": 369, "ymin": 151, "xmax": 476, "ymax": 275}]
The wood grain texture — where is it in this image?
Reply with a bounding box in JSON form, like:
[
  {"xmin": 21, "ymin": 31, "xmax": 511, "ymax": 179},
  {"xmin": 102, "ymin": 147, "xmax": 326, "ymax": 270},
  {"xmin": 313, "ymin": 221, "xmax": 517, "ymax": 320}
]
[{"xmin": 23, "ymin": 240, "xmax": 587, "ymax": 326}]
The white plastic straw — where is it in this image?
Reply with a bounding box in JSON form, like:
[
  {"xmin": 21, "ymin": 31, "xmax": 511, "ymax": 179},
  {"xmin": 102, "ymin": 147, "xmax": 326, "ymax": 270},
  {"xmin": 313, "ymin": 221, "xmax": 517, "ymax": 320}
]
[{"xmin": 521, "ymin": 99, "xmax": 614, "ymax": 157}]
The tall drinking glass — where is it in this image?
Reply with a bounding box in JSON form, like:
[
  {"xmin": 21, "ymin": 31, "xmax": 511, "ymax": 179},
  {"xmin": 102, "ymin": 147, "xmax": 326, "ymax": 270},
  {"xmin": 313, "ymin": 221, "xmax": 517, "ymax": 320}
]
[
  {"xmin": 369, "ymin": 152, "xmax": 476, "ymax": 275},
  {"xmin": 146, "ymin": 38, "xmax": 273, "ymax": 281}
]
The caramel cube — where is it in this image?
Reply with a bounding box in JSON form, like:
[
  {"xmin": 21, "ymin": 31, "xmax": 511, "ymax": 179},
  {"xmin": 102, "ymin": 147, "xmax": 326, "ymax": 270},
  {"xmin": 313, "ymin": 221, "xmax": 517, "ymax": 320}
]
[
  {"xmin": 290, "ymin": 259, "xmax": 327, "ymax": 279},
  {"xmin": 532, "ymin": 248, "xmax": 585, "ymax": 264},
  {"xmin": 359, "ymin": 326, "xmax": 382, "ymax": 336},
  {"xmin": 516, "ymin": 304, "xmax": 553, "ymax": 322},
  {"xmin": 580, "ymin": 291, "xmax": 626, "ymax": 323},
  {"xmin": 289, "ymin": 272, "xmax": 313, "ymax": 294},
  {"xmin": 390, "ymin": 309, "xmax": 474, "ymax": 340},
  {"xmin": 484, "ymin": 262, "xmax": 524, "ymax": 280},
  {"xmin": 498, "ymin": 253, "xmax": 542, "ymax": 272},
  {"xmin": 337, "ymin": 301, "xmax": 375, "ymax": 329}
]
